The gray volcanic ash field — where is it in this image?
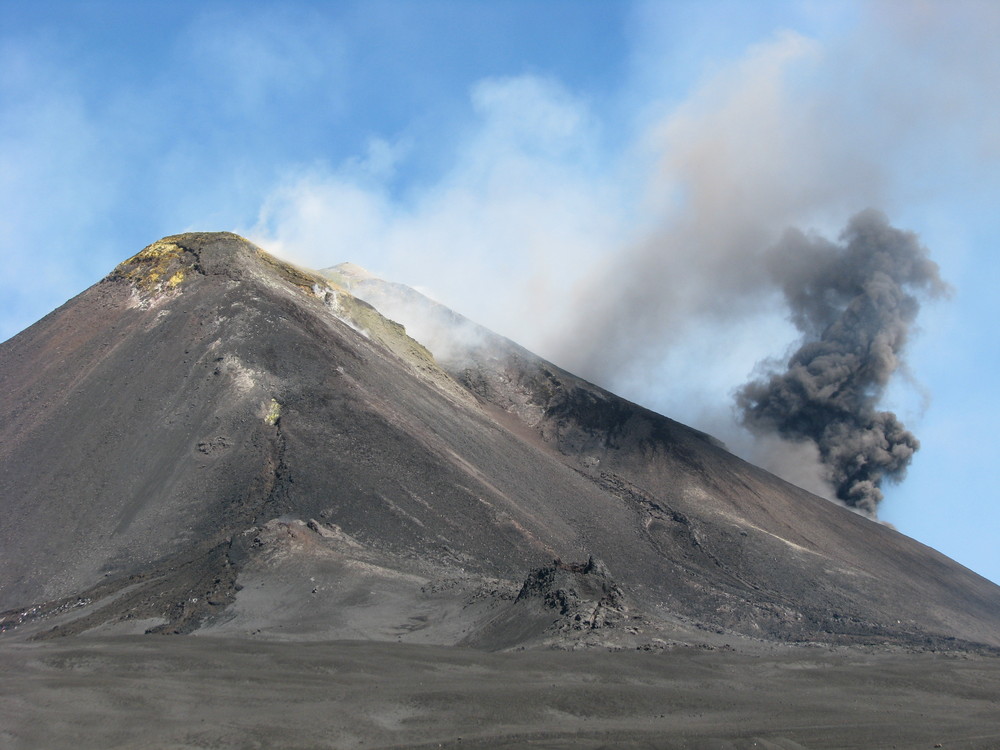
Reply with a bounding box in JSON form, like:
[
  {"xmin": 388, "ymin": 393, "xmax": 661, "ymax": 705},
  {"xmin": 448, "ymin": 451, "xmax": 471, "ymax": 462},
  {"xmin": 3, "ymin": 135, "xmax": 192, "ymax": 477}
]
[{"xmin": 1, "ymin": 233, "xmax": 999, "ymax": 748}]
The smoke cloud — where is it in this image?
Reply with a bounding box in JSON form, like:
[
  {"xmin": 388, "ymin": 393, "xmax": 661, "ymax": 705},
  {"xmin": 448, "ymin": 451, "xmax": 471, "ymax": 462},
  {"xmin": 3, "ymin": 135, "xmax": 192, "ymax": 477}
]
[
  {"xmin": 549, "ymin": 30, "xmax": 848, "ymax": 389},
  {"xmin": 244, "ymin": 3, "xmax": 985, "ymax": 511},
  {"xmin": 736, "ymin": 209, "xmax": 947, "ymax": 513}
]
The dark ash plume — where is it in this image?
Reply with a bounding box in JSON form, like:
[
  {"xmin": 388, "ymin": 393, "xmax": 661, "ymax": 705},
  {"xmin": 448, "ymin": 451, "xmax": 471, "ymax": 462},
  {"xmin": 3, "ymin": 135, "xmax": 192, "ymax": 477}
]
[{"xmin": 737, "ymin": 209, "xmax": 947, "ymax": 514}]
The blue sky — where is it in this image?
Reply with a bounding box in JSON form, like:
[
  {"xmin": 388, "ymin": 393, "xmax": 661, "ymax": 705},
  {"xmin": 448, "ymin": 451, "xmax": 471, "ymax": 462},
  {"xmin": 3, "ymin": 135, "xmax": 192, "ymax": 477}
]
[{"xmin": 2, "ymin": 1, "xmax": 998, "ymax": 585}]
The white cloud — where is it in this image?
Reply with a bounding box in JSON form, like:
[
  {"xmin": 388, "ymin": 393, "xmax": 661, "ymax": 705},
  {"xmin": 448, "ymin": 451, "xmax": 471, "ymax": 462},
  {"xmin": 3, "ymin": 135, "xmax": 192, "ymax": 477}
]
[{"xmin": 247, "ymin": 74, "xmax": 634, "ymax": 353}]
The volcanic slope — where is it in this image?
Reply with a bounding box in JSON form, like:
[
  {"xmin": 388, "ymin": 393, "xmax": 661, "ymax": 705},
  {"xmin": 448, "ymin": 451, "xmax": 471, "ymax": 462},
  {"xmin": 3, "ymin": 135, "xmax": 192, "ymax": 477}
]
[{"xmin": 1, "ymin": 232, "xmax": 998, "ymax": 653}]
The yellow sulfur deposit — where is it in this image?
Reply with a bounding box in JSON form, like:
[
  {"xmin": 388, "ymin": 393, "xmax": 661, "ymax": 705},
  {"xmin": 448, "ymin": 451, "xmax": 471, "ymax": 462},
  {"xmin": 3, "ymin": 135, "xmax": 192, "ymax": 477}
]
[{"xmin": 113, "ymin": 240, "xmax": 190, "ymax": 294}]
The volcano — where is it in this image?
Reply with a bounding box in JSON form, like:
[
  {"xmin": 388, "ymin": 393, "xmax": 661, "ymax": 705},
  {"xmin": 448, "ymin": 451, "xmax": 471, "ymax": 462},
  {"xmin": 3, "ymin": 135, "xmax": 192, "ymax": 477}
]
[{"xmin": 1, "ymin": 232, "xmax": 999, "ymax": 748}]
